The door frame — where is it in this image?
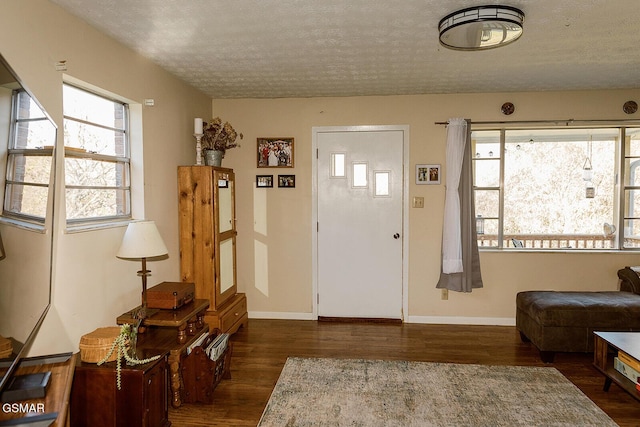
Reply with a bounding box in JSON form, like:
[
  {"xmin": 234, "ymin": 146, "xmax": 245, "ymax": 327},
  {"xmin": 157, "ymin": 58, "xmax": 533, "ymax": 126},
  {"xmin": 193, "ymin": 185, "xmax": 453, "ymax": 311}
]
[{"xmin": 311, "ymin": 125, "xmax": 410, "ymax": 320}]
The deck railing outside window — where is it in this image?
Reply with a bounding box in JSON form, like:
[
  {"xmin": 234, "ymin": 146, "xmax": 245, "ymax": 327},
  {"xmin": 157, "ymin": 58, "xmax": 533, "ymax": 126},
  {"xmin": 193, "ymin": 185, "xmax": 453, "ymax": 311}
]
[{"xmin": 477, "ymin": 234, "xmax": 618, "ymax": 249}]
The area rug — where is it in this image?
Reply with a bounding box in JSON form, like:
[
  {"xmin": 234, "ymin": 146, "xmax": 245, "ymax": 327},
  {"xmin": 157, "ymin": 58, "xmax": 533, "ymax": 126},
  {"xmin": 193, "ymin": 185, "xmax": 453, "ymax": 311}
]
[{"xmin": 258, "ymin": 357, "xmax": 617, "ymax": 427}]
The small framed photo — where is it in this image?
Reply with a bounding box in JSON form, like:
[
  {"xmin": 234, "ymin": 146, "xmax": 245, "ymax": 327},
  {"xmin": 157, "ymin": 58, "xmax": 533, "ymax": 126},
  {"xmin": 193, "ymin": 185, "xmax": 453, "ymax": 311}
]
[
  {"xmin": 256, "ymin": 175, "xmax": 273, "ymax": 188},
  {"xmin": 416, "ymin": 164, "xmax": 441, "ymax": 185},
  {"xmin": 278, "ymin": 175, "xmax": 296, "ymax": 188},
  {"xmin": 257, "ymin": 137, "xmax": 294, "ymax": 168}
]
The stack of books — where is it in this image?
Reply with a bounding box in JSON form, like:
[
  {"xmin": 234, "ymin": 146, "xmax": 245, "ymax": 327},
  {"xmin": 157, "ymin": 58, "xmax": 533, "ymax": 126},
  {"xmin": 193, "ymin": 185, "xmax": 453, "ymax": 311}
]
[{"xmin": 613, "ymin": 350, "xmax": 640, "ymax": 389}]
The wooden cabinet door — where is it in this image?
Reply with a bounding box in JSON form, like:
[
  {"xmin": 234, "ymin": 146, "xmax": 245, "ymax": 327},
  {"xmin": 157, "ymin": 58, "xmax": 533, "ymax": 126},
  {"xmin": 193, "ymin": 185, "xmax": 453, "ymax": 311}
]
[
  {"xmin": 178, "ymin": 166, "xmax": 237, "ymax": 309},
  {"xmin": 213, "ymin": 168, "xmax": 237, "ymax": 308},
  {"xmin": 144, "ymin": 357, "xmax": 169, "ymax": 427},
  {"xmin": 71, "ymin": 357, "xmax": 169, "ymax": 427}
]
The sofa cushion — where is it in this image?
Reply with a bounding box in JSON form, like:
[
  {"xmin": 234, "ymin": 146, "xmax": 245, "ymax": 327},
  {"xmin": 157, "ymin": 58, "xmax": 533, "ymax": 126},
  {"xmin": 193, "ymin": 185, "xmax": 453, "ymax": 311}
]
[{"xmin": 516, "ymin": 291, "xmax": 640, "ymax": 328}]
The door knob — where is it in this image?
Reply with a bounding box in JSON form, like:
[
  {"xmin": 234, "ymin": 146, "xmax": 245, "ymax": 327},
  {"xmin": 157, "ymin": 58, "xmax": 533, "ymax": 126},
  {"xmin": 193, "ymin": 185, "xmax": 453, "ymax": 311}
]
[{"xmin": 393, "ymin": 233, "xmax": 400, "ymax": 239}]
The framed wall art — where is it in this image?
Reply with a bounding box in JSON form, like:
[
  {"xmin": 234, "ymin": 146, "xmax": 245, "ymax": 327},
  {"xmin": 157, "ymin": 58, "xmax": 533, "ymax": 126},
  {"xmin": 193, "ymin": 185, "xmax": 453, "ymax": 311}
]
[
  {"xmin": 278, "ymin": 175, "xmax": 295, "ymax": 188},
  {"xmin": 416, "ymin": 164, "xmax": 441, "ymax": 185},
  {"xmin": 257, "ymin": 137, "xmax": 294, "ymax": 168},
  {"xmin": 256, "ymin": 175, "xmax": 273, "ymax": 188}
]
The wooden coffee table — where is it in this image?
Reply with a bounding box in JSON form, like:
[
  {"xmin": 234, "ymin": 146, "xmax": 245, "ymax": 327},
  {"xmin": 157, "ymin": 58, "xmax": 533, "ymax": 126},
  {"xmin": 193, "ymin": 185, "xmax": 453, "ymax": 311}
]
[{"xmin": 593, "ymin": 331, "xmax": 640, "ymax": 401}]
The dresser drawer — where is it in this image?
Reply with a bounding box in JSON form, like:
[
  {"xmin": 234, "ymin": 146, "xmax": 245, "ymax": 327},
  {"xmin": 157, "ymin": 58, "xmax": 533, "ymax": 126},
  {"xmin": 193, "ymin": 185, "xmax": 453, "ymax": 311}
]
[{"xmin": 219, "ymin": 294, "xmax": 247, "ymax": 332}]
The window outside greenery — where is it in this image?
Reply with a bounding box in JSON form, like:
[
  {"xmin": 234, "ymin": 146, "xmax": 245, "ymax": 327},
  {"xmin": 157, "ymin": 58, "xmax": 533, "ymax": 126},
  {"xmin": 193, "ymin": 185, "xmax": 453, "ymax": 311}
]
[
  {"xmin": 473, "ymin": 127, "xmax": 640, "ymax": 250},
  {"xmin": 63, "ymin": 84, "xmax": 131, "ymax": 223},
  {"xmin": 3, "ymin": 90, "xmax": 55, "ymax": 222}
]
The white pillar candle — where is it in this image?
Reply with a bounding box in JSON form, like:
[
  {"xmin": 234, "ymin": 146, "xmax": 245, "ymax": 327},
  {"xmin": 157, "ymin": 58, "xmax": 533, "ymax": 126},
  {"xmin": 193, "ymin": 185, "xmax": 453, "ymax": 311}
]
[{"xmin": 194, "ymin": 118, "xmax": 203, "ymax": 134}]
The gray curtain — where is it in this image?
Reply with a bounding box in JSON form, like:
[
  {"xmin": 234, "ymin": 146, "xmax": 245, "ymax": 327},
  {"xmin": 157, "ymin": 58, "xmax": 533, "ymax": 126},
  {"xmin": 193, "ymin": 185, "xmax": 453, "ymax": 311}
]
[{"xmin": 437, "ymin": 119, "xmax": 483, "ymax": 292}]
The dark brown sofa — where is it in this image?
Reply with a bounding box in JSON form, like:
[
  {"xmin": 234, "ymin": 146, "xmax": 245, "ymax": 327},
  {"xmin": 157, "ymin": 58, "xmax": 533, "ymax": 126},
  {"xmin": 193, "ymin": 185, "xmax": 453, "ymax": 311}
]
[{"xmin": 516, "ymin": 266, "xmax": 640, "ymax": 362}]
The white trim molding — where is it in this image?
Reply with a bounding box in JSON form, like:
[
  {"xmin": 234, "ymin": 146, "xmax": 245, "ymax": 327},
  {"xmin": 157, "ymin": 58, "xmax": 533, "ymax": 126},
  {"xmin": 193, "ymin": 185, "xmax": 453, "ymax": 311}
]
[
  {"xmin": 406, "ymin": 315, "xmax": 516, "ymax": 326},
  {"xmin": 249, "ymin": 311, "xmax": 316, "ymax": 321}
]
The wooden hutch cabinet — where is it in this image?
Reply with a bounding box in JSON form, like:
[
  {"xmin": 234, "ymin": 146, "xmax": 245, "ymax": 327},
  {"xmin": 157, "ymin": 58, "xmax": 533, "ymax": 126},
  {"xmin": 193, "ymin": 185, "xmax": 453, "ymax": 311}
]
[{"xmin": 178, "ymin": 166, "xmax": 248, "ymax": 334}]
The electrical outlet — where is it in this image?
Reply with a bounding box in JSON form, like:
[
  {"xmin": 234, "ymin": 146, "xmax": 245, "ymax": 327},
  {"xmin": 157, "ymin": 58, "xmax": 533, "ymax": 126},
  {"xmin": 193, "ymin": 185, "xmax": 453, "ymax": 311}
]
[
  {"xmin": 412, "ymin": 196, "xmax": 425, "ymax": 208},
  {"xmin": 441, "ymin": 289, "xmax": 448, "ymax": 300}
]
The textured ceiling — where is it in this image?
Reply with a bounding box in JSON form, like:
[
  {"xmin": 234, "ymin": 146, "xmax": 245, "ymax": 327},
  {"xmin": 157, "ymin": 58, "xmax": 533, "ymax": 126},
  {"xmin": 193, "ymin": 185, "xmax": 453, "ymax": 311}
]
[{"xmin": 50, "ymin": 0, "xmax": 640, "ymax": 99}]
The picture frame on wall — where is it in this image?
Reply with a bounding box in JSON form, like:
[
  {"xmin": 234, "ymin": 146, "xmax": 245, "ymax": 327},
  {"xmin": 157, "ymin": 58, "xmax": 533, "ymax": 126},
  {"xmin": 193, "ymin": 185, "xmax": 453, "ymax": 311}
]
[
  {"xmin": 416, "ymin": 164, "xmax": 441, "ymax": 185},
  {"xmin": 257, "ymin": 137, "xmax": 294, "ymax": 168},
  {"xmin": 256, "ymin": 175, "xmax": 273, "ymax": 188},
  {"xmin": 278, "ymin": 175, "xmax": 295, "ymax": 188}
]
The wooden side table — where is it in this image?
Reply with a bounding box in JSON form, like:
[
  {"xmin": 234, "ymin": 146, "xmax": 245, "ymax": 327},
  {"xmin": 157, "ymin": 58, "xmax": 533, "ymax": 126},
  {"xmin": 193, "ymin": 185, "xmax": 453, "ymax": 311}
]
[
  {"xmin": 117, "ymin": 299, "xmax": 209, "ymax": 344},
  {"xmin": 136, "ymin": 325, "xmax": 209, "ymax": 408},
  {"xmin": 593, "ymin": 331, "xmax": 640, "ymax": 401},
  {"xmin": 116, "ymin": 299, "xmax": 211, "ymax": 408}
]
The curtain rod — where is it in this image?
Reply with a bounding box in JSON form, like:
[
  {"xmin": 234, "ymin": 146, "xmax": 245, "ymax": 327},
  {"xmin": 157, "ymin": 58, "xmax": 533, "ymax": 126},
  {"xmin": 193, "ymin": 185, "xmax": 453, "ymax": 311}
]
[{"xmin": 435, "ymin": 118, "xmax": 640, "ymax": 126}]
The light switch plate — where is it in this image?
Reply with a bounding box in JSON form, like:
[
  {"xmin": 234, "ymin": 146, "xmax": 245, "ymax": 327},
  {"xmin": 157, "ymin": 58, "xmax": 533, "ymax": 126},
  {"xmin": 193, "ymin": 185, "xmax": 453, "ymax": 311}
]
[{"xmin": 412, "ymin": 196, "xmax": 424, "ymax": 208}]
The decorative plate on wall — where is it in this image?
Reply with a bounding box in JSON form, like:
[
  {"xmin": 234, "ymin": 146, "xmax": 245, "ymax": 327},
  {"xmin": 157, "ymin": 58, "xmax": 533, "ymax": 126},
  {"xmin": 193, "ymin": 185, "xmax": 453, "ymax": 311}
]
[
  {"xmin": 623, "ymin": 100, "xmax": 638, "ymax": 114},
  {"xmin": 501, "ymin": 102, "xmax": 515, "ymax": 115}
]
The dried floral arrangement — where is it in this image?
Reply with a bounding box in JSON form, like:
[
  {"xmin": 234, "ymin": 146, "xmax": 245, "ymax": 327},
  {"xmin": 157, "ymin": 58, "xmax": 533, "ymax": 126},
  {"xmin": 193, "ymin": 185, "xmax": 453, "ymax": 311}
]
[{"xmin": 201, "ymin": 117, "xmax": 243, "ymax": 156}]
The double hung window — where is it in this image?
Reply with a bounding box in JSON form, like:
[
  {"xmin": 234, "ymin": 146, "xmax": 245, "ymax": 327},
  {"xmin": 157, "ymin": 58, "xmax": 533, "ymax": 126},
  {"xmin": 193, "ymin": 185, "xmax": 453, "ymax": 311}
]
[
  {"xmin": 63, "ymin": 84, "xmax": 131, "ymax": 223},
  {"xmin": 3, "ymin": 89, "xmax": 55, "ymax": 222}
]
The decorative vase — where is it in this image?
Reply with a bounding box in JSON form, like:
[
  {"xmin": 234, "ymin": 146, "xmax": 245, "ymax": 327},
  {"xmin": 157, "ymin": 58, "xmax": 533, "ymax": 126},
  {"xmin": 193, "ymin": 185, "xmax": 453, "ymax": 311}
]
[{"xmin": 204, "ymin": 150, "xmax": 224, "ymax": 167}]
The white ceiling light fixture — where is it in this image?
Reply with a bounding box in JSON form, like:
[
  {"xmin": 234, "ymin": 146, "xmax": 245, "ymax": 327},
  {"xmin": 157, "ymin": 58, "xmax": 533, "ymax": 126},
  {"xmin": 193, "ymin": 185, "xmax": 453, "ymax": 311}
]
[{"xmin": 439, "ymin": 5, "xmax": 525, "ymax": 51}]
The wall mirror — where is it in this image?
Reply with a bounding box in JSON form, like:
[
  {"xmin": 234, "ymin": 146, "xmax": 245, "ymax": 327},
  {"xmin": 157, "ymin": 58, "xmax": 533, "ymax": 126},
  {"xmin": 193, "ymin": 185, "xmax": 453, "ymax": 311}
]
[{"xmin": 0, "ymin": 53, "xmax": 56, "ymax": 391}]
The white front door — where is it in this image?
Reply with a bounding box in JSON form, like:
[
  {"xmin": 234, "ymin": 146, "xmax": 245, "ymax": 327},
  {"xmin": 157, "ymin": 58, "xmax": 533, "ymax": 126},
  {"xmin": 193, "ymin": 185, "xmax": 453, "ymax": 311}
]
[{"xmin": 316, "ymin": 127, "xmax": 405, "ymax": 319}]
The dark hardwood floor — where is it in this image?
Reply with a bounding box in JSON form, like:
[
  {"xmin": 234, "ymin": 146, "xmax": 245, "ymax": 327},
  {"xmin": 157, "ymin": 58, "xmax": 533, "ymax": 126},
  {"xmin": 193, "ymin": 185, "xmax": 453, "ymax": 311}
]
[{"xmin": 169, "ymin": 319, "xmax": 640, "ymax": 426}]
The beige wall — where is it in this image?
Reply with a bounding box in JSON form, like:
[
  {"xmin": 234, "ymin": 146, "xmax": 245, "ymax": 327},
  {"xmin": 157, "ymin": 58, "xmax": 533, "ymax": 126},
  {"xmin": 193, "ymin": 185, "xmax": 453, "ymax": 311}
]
[
  {"xmin": 214, "ymin": 90, "xmax": 640, "ymax": 324},
  {"xmin": 0, "ymin": 0, "xmax": 211, "ymax": 355}
]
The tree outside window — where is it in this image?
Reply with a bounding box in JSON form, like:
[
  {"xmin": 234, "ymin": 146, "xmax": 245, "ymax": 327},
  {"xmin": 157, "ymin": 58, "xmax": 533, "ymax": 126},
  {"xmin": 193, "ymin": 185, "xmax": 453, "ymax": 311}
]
[{"xmin": 473, "ymin": 127, "xmax": 627, "ymax": 249}]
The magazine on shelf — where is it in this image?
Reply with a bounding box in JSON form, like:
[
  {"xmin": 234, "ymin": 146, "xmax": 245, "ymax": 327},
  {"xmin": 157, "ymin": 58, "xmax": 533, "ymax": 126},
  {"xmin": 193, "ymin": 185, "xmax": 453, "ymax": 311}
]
[
  {"xmin": 614, "ymin": 356, "xmax": 640, "ymax": 385},
  {"xmin": 186, "ymin": 330, "xmax": 209, "ymax": 355},
  {"xmin": 204, "ymin": 333, "xmax": 229, "ymax": 361}
]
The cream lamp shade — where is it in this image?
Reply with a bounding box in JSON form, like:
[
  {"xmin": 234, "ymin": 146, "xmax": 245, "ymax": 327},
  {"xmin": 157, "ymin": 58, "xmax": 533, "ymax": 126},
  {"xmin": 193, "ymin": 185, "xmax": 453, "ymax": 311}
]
[
  {"xmin": 117, "ymin": 220, "xmax": 168, "ymax": 318},
  {"xmin": 117, "ymin": 221, "xmax": 168, "ymax": 259}
]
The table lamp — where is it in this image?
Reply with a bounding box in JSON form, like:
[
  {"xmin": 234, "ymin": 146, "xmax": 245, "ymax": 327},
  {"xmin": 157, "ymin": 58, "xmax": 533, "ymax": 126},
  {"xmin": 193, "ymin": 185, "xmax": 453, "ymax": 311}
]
[{"xmin": 116, "ymin": 220, "xmax": 168, "ymax": 319}]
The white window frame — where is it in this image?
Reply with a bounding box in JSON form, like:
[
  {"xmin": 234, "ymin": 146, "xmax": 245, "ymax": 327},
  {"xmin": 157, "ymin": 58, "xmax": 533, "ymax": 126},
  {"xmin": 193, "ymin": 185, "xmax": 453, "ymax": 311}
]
[
  {"xmin": 2, "ymin": 89, "xmax": 55, "ymax": 226},
  {"xmin": 473, "ymin": 125, "xmax": 640, "ymax": 251}
]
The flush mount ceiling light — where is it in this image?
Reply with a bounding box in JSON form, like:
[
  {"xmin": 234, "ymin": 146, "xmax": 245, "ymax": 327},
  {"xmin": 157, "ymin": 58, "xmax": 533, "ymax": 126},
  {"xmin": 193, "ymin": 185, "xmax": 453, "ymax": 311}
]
[{"xmin": 439, "ymin": 5, "xmax": 525, "ymax": 51}]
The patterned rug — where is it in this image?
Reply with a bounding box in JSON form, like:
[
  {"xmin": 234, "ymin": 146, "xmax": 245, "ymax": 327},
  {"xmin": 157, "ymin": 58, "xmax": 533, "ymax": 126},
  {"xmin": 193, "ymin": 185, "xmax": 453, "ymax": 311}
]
[{"xmin": 258, "ymin": 357, "xmax": 617, "ymax": 427}]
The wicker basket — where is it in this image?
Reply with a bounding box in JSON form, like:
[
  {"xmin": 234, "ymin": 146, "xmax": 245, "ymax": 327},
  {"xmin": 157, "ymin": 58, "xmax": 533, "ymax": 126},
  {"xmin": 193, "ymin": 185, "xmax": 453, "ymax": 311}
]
[
  {"xmin": 79, "ymin": 327, "xmax": 122, "ymax": 363},
  {"xmin": 0, "ymin": 336, "xmax": 12, "ymax": 359}
]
